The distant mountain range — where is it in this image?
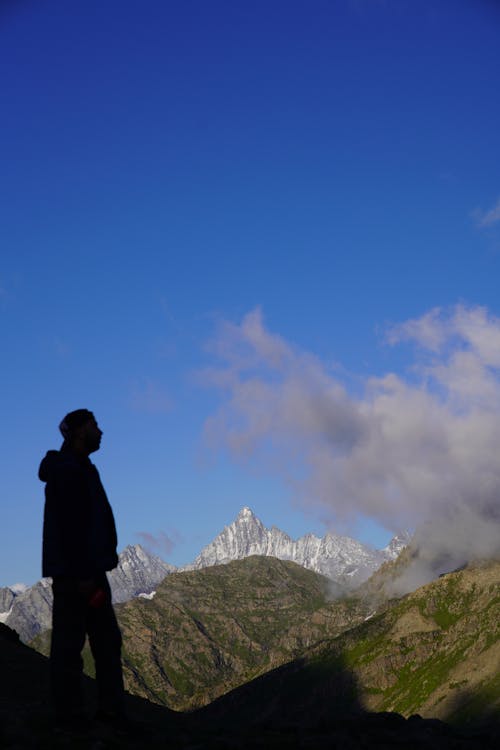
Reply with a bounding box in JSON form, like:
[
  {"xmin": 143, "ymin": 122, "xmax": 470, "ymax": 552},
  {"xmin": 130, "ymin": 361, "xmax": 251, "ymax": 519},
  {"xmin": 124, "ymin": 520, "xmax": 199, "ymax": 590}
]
[
  {"xmin": 0, "ymin": 507, "xmax": 409, "ymax": 643},
  {"xmin": 186, "ymin": 506, "xmax": 410, "ymax": 586},
  {"xmin": 0, "ymin": 545, "xmax": 174, "ymax": 642}
]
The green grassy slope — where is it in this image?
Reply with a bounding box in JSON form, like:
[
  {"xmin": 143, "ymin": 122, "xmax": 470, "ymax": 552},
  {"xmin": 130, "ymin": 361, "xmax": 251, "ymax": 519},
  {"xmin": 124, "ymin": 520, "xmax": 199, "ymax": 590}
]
[{"xmin": 315, "ymin": 559, "xmax": 500, "ymax": 723}]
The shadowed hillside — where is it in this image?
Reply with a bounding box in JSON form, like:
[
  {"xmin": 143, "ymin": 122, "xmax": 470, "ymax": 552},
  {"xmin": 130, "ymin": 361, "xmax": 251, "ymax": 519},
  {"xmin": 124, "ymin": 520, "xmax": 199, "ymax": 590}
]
[
  {"xmin": 0, "ymin": 622, "xmax": 184, "ymax": 749},
  {"xmin": 3, "ymin": 619, "xmax": 498, "ymax": 749}
]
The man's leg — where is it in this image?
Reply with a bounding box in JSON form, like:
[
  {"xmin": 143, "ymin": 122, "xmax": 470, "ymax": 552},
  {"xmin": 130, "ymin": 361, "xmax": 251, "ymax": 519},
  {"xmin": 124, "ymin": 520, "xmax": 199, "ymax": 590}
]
[
  {"xmin": 87, "ymin": 574, "xmax": 125, "ymax": 715},
  {"xmin": 50, "ymin": 577, "xmax": 87, "ymax": 720}
]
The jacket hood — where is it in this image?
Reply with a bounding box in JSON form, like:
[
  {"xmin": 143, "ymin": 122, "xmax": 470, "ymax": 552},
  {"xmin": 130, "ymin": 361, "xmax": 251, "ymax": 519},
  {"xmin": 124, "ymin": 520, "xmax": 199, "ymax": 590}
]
[
  {"xmin": 39, "ymin": 444, "xmax": 91, "ymax": 483},
  {"xmin": 38, "ymin": 450, "xmax": 62, "ymax": 483}
]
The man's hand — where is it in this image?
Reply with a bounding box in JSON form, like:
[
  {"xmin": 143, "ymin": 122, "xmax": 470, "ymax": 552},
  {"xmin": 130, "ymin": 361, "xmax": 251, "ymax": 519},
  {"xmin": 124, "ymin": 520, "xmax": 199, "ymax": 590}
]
[
  {"xmin": 77, "ymin": 578, "xmax": 97, "ymax": 597},
  {"xmin": 78, "ymin": 578, "xmax": 108, "ymax": 608}
]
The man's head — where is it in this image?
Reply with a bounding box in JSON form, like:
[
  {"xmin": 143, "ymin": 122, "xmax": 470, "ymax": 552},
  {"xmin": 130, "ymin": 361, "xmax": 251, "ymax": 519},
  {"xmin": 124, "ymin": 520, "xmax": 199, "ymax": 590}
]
[{"xmin": 59, "ymin": 409, "xmax": 103, "ymax": 455}]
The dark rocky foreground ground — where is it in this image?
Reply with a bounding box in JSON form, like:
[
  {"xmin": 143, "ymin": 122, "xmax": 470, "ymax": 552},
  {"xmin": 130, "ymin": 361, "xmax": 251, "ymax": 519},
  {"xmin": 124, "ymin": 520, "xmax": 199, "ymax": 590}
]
[{"xmin": 1, "ymin": 623, "xmax": 497, "ymax": 749}]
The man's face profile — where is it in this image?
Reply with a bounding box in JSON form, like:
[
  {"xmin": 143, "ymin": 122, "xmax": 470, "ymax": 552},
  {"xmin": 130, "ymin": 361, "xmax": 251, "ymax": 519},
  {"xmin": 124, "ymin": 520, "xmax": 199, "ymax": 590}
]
[{"xmin": 79, "ymin": 418, "xmax": 103, "ymax": 454}]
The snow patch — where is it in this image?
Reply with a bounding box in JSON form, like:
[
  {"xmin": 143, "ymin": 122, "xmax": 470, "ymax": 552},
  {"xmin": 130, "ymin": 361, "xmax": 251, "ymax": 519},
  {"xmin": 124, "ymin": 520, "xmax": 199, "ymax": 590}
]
[
  {"xmin": 0, "ymin": 607, "xmax": 13, "ymax": 623},
  {"xmin": 138, "ymin": 591, "xmax": 156, "ymax": 600},
  {"xmin": 9, "ymin": 583, "xmax": 28, "ymax": 594}
]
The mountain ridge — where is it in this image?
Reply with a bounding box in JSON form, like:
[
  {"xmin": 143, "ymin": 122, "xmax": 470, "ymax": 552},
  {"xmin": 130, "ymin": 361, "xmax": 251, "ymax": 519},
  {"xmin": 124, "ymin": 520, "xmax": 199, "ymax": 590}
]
[
  {"xmin": 2, "ymin": 507, "xmax": 409, "ymax": 643},
  {"xmin": 184, "ymin": 506, "xmax": 410, "ymax": 587}
]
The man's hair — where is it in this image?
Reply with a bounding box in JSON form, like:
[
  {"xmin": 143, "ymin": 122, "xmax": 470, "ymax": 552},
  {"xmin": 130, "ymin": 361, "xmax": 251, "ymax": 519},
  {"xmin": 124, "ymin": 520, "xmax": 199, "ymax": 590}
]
[{"xmin": 59, "ymin": 409, "xmax": 95, "ymax": 440}]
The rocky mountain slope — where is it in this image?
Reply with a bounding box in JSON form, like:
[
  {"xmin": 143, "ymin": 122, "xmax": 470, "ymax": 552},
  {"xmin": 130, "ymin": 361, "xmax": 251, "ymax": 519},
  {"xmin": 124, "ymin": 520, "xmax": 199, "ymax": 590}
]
[
  {"xmin": 339, "ymin": 558, "xmax": 500, "ymax": 722},
  {"xmin": 196, "ymin": 557, "xmax": 499, "ymax": 729},
  {"xmin": 185, "ymin": 506, "xmax": 410, "ymax": 586},
  {"xmin": 117, "ymin": 556, "xmax": 376, "ymax": 711},
  {"xmin": 108, "ymin": 544, "xmax": 176, "ymax": 603},
  {"xmin": 1, "ymin": 578, "xmax": 53, "ymax": 643},
  {"xmin": 0, "ymin": 583, "xmax": 27, "ymax": 618},
  {"xmin": 124, "ymin": 556, "xmax": 500, "ymax": 722}
]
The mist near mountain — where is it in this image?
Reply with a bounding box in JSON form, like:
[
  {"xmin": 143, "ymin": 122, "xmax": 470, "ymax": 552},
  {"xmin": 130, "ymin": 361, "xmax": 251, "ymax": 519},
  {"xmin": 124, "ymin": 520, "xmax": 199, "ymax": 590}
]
[{"xmin": 202, "ymin": 305, "xmax": 500, "ymax": 591}]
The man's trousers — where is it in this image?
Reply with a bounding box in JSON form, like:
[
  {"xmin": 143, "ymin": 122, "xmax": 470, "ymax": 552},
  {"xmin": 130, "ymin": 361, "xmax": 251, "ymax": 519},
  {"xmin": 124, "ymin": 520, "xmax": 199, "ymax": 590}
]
[{"xmin": 50, "ymin": 573, "xmax": 124, "ymax": 717}]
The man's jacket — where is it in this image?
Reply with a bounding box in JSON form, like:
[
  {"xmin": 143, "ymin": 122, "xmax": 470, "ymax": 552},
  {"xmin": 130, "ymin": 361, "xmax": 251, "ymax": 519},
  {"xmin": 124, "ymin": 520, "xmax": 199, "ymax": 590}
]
[{"xmin": 39, "ymin": 443, "xmax": 119, "ymax": 578}]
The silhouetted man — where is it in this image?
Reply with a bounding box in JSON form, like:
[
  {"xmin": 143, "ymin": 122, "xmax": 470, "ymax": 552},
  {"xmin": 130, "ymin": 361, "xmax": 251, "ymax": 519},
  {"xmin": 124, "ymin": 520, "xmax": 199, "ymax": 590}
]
[{"xmin": 39, "ymin": 409, "xmax": 124, "ymax": 729}]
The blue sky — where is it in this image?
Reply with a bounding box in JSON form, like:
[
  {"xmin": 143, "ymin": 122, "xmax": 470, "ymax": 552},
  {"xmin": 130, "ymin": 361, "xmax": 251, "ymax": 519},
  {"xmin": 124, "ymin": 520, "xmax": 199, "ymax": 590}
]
[{"xmin": 1, "ymin": 0, "xmax": 500, "ymax": 587}]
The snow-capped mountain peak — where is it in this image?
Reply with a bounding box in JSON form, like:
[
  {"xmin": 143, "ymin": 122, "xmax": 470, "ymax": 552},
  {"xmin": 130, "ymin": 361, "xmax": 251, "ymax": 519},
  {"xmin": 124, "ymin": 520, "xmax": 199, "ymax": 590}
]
[
  {"xmin": 381, "ymin": 530, "xmax": 413, "ymax": 560},
  {"xmin": 9, "ymin": 583, "xmax": 28, "ymax": 595},
  {"xmin": 108, "ymin": 544, "xmax": 176, "ymax": 603},
  {"xmin": 238, "ymin": 506, "xmax": 254, "ymax": 520},
  {"xmin": 185, "ymin": 507, "xmax": 410, "ymax": 587}
]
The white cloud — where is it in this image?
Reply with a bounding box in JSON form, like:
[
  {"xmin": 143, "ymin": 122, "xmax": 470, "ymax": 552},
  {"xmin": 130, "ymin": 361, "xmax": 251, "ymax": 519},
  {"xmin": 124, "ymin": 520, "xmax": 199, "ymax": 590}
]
[
  {"xmin": 129, "ymin": 378, "xmax": 173, "ymax": 414},
  {"xmin": 474, "ymin": 196, "xmax": 500, "ymax": 228},
  {"xmin": 387, "ymin": 306, "xmax": 447, "ymax": 351},
  {"xmin": 201, "ymin": 305, "xmax": 500, "ymax": 590}
]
